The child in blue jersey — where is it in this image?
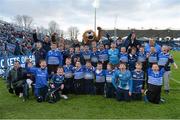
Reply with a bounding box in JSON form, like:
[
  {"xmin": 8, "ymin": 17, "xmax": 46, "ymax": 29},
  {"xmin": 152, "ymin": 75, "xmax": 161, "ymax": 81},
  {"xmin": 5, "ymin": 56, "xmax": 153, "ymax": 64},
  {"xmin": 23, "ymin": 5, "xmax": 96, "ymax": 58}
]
[
  {"xmin": 91, "ymin": 47, "xmax": 99, "ymax": 67},
  {"xmin": 158, "ymin": 45, "xmax": 178, "ymax": 94},
  {"xmin": 146, "ymin": 47, "xmax": 158, "ymax": 68},
  {"xmin": 26, "ymin": 59, "xmax": 48, "ymax": 102},
  {"xmin": 119, "ymin": 47, "xmax": 128, "ymax": 64},
  {"xmin": 112, "ymin": 63, "xmax": 132, "ymax": 101},
  {"xmin": 131, "ymin": 62, "xmax": 145, "ymax": 100},
  {"xmin": 84, "ymin": 61, "xmax": 95, "ymax": 95},
  {"xmin": 63, "ymin": 57, "xmax": 74, "ymax": 94},
  {"xmin": 50, "ymin": 67, "xmax": 68, "ymax": 103},
  {"xmin": 145, "ymin": 64, "xmax": 166, "ymax": 104},
  {"xmin": 46, "ymin": 42, "xmax": 63, "ymax": 75},
  {"xmin": 98, "ymin": 44, "xmax": 109, "ymax": 69},
  {"xmin": 73, "ymin": 61, "xmax": 84, "ymax": 94},
  {"xmin": 137, "ymin": 46, "xmax": 147, "ymax": 71},
  {"xmin": 58, "ymin": 43, "xmax": 66, "ymax": 64},
  {"xmin": 95, "ymin": 62, "xmax": 105, "ymax": 95},
  {"xmin": 66, "ymin": 47, "xmax": 74, "ymax": 58},
  {"xmin": 72, "ymin": 46, "xmax": 85, "ymax": 66},
  {"xmin": 82, "ymin": 45, "xmax": 91, "ymax": 61},
  {"xmin": 104, "ymin": 63, "xmax": 115, "ymax": 98},
  {"xmin": 128, "ymin": 47, "xmax": 138, "ymax": 71},
  {"xmin": 108, "ymin": 42, "xmax": 119, "ymax": 66}
]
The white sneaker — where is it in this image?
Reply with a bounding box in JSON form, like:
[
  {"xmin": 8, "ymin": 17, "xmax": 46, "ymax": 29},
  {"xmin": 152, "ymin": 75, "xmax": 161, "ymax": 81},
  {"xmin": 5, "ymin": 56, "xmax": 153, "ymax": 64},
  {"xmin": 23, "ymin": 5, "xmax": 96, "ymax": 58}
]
[
  {"xmin": 61, "ymin": 95, "xmax": 68, "ymax": 100},
  {"xmin": 26, "ymin": 79, "xmax": 33, "ymax": 88},
  {"xmin": 19, "ymin": 93, "xmax": 23, "ymax": 98}
]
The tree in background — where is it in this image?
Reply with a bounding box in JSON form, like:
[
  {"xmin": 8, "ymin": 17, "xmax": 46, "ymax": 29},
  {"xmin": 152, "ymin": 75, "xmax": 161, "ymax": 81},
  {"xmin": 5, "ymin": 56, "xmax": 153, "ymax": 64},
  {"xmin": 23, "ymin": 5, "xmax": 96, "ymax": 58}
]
[
  {"xmin": 13, "ymin": 15, "xmax": 33, "ymax": 29},
  {"xmin": 68, "ymin": 26, "xmax": 79, "ymax": 40}
]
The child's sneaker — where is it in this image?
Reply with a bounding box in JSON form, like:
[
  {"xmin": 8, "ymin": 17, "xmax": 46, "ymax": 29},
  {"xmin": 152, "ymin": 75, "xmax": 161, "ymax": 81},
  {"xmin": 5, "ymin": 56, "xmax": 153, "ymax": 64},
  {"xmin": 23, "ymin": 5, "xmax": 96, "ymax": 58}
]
[
  {"xmin": 144, "ymin": 90, "xmax": 149, "ymax": 103},
  {"xmin": 165, "ymin": 90, "xmax": 169, "ymax": 94},
  {"xmin": 19, "ymin": 93, "xmax": 23, "ymax": 98},
  {"xmin": 160, "ymin": 98, "xmax": 166, "ymax": 104},
  {"xmin": 61, "ymin": 95, "xmax": 68, "ymax": 100},
  {"xmin": 144, "ymin": 95, "xmax": 149, "ymax": 103}
]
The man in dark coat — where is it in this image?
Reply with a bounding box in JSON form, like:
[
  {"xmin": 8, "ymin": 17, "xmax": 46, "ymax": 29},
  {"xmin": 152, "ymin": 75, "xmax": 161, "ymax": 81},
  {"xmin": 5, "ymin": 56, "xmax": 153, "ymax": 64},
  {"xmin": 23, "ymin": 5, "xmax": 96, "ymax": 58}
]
[{"xmin": 7, "ymin": 61, "xmax": 27, "ymax": 96}]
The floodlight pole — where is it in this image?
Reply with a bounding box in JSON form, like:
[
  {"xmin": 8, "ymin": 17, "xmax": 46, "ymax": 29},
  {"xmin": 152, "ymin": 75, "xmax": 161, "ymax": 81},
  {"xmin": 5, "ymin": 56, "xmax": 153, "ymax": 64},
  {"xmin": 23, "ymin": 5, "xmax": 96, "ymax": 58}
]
[{"xmin": 94, "ymin": 7, "xmax": 97, "ymax": 33}]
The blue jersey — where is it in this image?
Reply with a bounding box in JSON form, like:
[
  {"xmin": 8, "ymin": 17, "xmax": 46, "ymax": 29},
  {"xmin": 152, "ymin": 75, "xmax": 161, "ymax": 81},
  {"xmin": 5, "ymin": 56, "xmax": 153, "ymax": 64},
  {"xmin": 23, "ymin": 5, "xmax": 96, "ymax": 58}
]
[
  {"xmin": 72, "ymin": 52, "xmax": 85, "ymax": 66},
  {"xmin": 82, "ymin": 50, "xmax": 91, "ymax": 61},
  {"xmin": 51, "ymin": 74, "xmax": 64, "ymax": 85},
  {"xmin": 26, "ymin": 66, "xmax": 48, "ymax": 88},
  {"xmin": 128, "ymin": 54, "xmax": 138, "ymax": 71},
  {"xmin": 137, "ymin": 52, "xmax": 146, "ymax": 62},
  {"xmin": 158, "ymin": 52, "xmax": 173, "ymax": 66},
  {"xmin": 148, "ymin": 68, "xmax": 165, "ymax": 86},
  {"xmin": 73, "ymin": 67, "xmax": 84, "ymax": 80},
  {"xmin": 105, "ymin": 70, "xmax": 114, "ymax": 83},
  {"xmin": 84, "ymin": 66, "xmax": 95, "ymax": 80},
  {"xmin": 148, "ymin": 52, "xmax": 158, "ymax": 63},
  {"xmin": 112, "ymin": 70, "xmax": 132, "ymax": 91},
  {"xmin": 131, "ymin": 70, "xmax": 145, "ymax": 93},
  {"xmin": 119, "ymin": 53, "xmax": 128, "ymax": 63},
  {"xmin": 98, "ymin": 49, "xmax": 109, "ymax": 62},
  {"xmin": 46, "ymin": 49, "xmax": 63, "ymax": 66},
  {"xmin": 108, "ymin": 48, "xmax": 119, "ymax": 65},
  {"xmin": 95, "ymin": 69, "xmax": 105, "ymax": 83},
  {"xmin": 145, "ymin": 43, "xmax": 161, "ymax": 54},
  {"xmin": 91, "ymin": 51, "xmax": 99, "ymax": 63},
  {"xmin": 63, "ymin": 65, "xmax": 74, "ymax": 78}
]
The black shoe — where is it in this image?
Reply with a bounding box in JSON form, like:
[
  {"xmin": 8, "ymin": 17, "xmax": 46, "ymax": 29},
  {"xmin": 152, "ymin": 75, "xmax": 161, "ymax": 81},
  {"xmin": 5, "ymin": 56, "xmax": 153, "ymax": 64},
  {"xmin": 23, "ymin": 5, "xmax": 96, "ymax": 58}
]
[{"xmin": 165, "ymin": 90, "xmax": 169, "ymax": 94}]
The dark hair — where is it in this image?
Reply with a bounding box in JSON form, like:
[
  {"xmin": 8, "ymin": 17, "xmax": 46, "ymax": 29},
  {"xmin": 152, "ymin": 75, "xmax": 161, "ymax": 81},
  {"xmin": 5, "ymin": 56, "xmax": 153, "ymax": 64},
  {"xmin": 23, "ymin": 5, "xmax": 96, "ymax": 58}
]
[
  {"xmin": 66, "ymin": 57, "xmax": 71, "ymax": 60},
  {"xmin": 39, "ymin": 59, "xmax": 46, "ymax": 64},
  {"xmin": 119, "ymin": 62, "xmax": 127, "ymax": 68},
  {"xmin": 136, "ymin": 62, "xmax": 142, "ymax": 66},
  {"xmin": 14, "ymin": 60, "xmax": 20, "ymax": 64},
  {"xmin": 51, "ymin": 42, "xmax": 57, "ymax": 45},
  {"xmin": 57, "ymin": 66, "xmax": 64, "ymax": 71},
  {"xmin": 86, "ymin": 60, "xmax": 91, "ymax": 64},
  {"xmin": 97, "ymin": 62, "xmax": 102, "ymax": 65}
]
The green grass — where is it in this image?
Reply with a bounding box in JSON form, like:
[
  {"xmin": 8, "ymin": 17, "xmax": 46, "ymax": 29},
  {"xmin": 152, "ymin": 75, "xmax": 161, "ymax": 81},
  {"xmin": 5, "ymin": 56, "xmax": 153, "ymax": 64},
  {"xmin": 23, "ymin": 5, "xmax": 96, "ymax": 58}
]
[{"xmin": 0, "ymin": 51, "xmax": 180, "ymax": 119}]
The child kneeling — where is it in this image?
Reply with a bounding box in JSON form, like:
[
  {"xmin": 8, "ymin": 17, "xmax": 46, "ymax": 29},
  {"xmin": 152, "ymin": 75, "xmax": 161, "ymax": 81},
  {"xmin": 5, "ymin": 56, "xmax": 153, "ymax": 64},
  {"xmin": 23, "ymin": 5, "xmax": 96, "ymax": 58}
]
[
  {"xmin": 48, "ymin": 67, "xmax": 68, "ymax": 103},
  {"xmin": 145, "ymin": 64, "xmax": 165, "ymax": 104}
]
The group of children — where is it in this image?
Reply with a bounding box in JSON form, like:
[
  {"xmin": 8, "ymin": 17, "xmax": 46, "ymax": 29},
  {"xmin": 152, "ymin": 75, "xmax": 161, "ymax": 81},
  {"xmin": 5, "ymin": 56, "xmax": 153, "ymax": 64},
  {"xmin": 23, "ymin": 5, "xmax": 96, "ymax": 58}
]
[{"xmin": 9, "ymin": 40, "xmax": 178, "ymax": 104}]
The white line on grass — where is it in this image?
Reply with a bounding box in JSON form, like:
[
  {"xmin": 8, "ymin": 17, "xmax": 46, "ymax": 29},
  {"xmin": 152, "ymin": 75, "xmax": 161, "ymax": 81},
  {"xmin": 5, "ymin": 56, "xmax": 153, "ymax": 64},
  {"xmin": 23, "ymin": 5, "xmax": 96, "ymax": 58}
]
[{"xmin": 170, "ymin": 77, "xmax": 180, "ymax": 84}]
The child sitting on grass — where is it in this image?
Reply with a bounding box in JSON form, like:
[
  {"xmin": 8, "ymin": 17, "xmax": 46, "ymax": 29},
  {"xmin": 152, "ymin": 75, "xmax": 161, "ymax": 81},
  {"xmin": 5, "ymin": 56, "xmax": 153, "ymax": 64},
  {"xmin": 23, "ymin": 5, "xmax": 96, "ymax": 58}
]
[{"xmin": 49, "ymin": 67, "xmax": 68, "ymax": 103}]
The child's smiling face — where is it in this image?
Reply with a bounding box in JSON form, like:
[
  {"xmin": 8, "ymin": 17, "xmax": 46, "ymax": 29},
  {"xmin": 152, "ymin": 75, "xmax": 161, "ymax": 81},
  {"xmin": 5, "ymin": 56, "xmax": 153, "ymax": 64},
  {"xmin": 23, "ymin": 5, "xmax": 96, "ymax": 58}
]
[
  {"xmin": 150, "ymin": 47, "xmax": 156, "ymax": 53},
  {"xmin": 131, "ymin": 49, "xmax": 136, "ymax": 55},
  {"xmin": 65, "ymin": 58, "xmax": 71, "ymax": 65},
  {"xmin": 107, "ymin": 64, "xmax": 112, "ymax": 71},
  {"xmin": 84, "ymin": 45, "xmax": 89, "ymax": 51},
  {"xmin": 40, "ymin": 61, "xmax": 47, "ymax": 69},
  {"xmin": 139, "ymin": 47, "xmax": 144, "ymax": 52},
  {"xmin": 152, "ymin": 64, "xmax": 159, "ymax": 72},
  {"xmin": 57, "ymin": 68, "xmax": 64, "ymax": 75},
  {"xmin": 135, "ymin": 64, "xmax": 142, "ymax": 70},
  {"xmin": 51, "ymin": 43, "xmax": 57, "ymax": 50},
  {"xmin": 76, "ymin": 62, "xmax": 81, "ymax": 68},
  {"xmin": 162, "ymin": 46, "xmax": 168, "ymax": 54},
  {"xmin": 92, "ymin": 47, "xmax": 97, "ymax": 52},
  {"xmin": 119, "ymin": 63, "xmax": 126, "ymax": 71},
  {"xmin": 111, "ymin": 43, "xmax": 116, "ymax": 49},
  {"xmin": 97, "ymin": 64, "xmax": 102, "ymax": 70},
  {"xmin": 121, "ymin": 47, "xmax": 126, "ymax": 53},
  {"xmin": 86, "ymin": 62, "xmax": 92, "ymax": 68}
]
